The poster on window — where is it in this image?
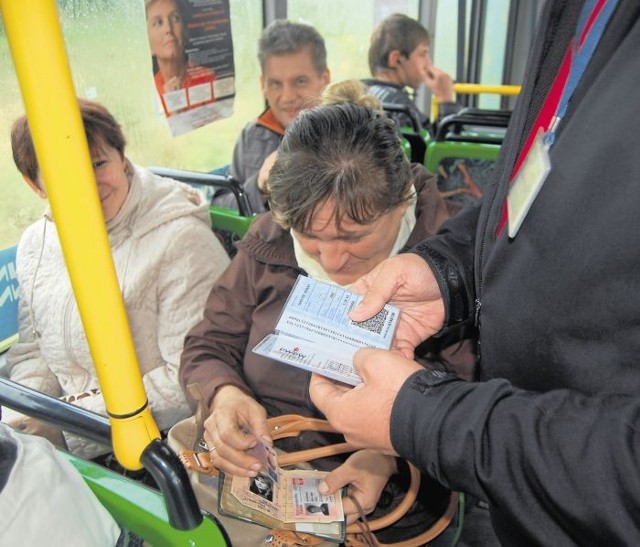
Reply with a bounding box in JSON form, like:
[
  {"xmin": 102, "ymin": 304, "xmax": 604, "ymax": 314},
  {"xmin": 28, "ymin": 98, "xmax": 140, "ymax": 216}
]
[{"xmin": 144, "ymin": 0, "xmax": 235, "ymax": 136}]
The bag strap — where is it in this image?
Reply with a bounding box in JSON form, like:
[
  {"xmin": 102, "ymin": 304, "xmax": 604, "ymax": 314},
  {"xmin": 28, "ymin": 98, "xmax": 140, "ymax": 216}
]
[
  {"xmin": 265, "ymin": 529, "xmax": 327, "ymax": 546},
  {"xmin": 177, "ymin": 414, "xmax": 358, "ymax": 476},
  {"xmin": 265, "ymin": 415, "xmax": 460, "ymax": 546},
  {"xmin": 347, "ymin": 494, "xmax": 380, "ymax": 546},
  {"xmin": 176, "ymin": 413, "xmax": 457, "ymax": 546}
]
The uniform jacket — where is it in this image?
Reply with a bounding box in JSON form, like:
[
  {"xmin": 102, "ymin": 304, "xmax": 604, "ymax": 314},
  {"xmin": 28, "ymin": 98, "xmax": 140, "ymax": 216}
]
[
  {"xmin": 3, "ymin": 166, "xmax": 230, "ymax": 459},
  {"xmin": 180, "ymin": 163, "xmax": 452, "ymax": 416},
  {"xmin": 391, "ymin": 1, "xmax": 640, "ymax": 544},
  {"xmin": 214, "ymin": 108, "xmax": 284, "ymax": 214}
]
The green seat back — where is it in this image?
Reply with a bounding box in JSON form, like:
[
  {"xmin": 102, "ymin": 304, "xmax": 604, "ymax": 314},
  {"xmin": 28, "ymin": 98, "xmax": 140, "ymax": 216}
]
[
  {"xmin": 425, "ymin": 141, "xmax": 502, "ymax": 207},
  {"xmin": 209, "ymin": 206, "xmax": 255, "ymax": 239},
  {"xmin": 63, "ymin": 452, "xmax": 229, "ymax": 546},
  {"xmin": 209, "ymin": 206, "xmax": 256, "ymax": 258},
  {"xmin": 424, "ymin": 141, "xmax": 501, "ymax": 174}
]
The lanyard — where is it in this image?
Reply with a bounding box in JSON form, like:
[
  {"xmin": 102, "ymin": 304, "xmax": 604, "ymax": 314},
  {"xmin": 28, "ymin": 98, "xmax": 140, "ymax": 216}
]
[
  {"xmin": 544, "ymin": 0, "xmax": 620, "ymax": 146},
  {"xmin": 496, "ymin": 0, "xmax": 619, "ymax": 238}
]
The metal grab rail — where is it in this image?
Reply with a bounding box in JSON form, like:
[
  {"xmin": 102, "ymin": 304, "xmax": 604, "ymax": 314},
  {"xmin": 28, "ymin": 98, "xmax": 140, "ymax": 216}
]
[
  {"xmin": 435, "ymin": 107, "xmax": 511, "ymax": 144},
  {"xmin": 431, "ymin": 83, "xmax": 522, "ymax": 120},
  {"xmin": 0, "ymin": 377, "xmax": 111, "ymax": 445},
  {"xmin": 453, "ymin": 83, "xmax": 521, "ymax": 96},
  {"xmin": 0, "ymin": 376, "xmax": 207, "ymax": 532},
  {"xmin": 149, "ymin": 166, "xmax": 255, "ymax": 217}
]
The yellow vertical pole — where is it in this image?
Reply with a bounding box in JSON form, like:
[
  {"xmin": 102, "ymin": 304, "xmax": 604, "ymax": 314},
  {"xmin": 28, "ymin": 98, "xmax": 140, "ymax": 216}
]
[{"xmin": 1, "ymin": 0, "xmax": 159, "ymax": 469}]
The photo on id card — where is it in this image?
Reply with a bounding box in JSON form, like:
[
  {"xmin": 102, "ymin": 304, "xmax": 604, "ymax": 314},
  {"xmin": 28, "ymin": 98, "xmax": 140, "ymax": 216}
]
[{"xmin": 217, "ymin": 435, "xmax": 346, "ymax": 541}]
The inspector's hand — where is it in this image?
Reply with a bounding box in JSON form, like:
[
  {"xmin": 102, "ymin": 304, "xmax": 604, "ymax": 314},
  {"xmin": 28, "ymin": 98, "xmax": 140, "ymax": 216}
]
[
  {"xmin": 8, "ymin": 416, "xmax": 67, "ymax": 449},
  {"xmin": 318, "ymin": 450, "xmax": 397, "ymax": 525},
  {"xmin": 204, "ymin": 385, "xmax": 272, "ymax": 478},
  {"xmin": 348, "ymin": 253, "xmax": 445, "ymax": 359},
  {"xmin": 310, "ymin": 348, "xmax": 422, "ymax": 451}
]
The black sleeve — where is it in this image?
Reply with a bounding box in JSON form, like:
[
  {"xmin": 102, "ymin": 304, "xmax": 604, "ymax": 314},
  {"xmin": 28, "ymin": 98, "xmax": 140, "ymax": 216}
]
[
  {"xmin": 409, "ymin": 204, "xmax": 479, "ymax": 327},
  {"xmin": 390, "ymin": 369, "xmax": 640, "ymax": 545}
]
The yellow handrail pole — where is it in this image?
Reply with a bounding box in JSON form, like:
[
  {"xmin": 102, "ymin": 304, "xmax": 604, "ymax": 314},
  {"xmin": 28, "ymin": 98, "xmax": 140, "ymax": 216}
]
[
  {"xmin": 431, "ymin": 83, "xmax": 522, "ymax": 120},
  {"xmin": 1, "ymin": 0, "xmax": 160, "ymax": 469}
]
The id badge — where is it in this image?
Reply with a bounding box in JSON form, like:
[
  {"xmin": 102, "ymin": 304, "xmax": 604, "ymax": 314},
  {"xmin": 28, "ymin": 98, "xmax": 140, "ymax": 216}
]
[{"xmin": 507, "ymin": 128, "xmax": 551, "ymax": 238}]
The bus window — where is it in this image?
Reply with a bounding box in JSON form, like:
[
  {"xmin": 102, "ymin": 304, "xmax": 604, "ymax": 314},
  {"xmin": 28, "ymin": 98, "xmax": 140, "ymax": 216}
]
[
  {"xmin": 287, "ymin": 0, "xmax": 420, "ymax": 84},
  {"xmin": 1, "ymin": 0, "xmax": 536, "ymax": 249},
  {"xmin": 0, "ymin": 0, "xmax": 262, "ymax": 248}
]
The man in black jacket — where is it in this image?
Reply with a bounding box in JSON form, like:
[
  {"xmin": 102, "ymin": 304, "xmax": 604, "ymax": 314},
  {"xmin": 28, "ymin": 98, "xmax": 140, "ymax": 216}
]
[{"xmin": 311, "ymin": 0, "xmax": 640, "ymax": 544}]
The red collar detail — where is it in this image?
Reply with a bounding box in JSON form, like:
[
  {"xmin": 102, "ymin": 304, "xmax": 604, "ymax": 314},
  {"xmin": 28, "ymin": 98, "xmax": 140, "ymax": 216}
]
[{"xmin": 257, "ymin": 108, "xmax": 286, "ymax": 136}]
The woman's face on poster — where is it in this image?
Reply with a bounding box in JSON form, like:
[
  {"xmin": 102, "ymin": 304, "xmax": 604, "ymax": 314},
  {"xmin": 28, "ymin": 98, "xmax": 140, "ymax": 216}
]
[{"xmin": 146, "ymin": 0, "xmax": 186, "ymax": 62}]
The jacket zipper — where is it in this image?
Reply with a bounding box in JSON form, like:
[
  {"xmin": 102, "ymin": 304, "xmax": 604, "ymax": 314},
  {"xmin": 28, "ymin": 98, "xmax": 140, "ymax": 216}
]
[{"xmin": 474, "ymin": 171, "xmax": 503, "ymax": 362}]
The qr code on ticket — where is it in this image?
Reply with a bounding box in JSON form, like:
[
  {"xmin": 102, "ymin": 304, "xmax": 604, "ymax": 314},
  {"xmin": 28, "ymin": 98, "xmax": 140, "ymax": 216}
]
[{"xmin": 351, "ymin": 308, "xmax": 388, "ymax": 335}]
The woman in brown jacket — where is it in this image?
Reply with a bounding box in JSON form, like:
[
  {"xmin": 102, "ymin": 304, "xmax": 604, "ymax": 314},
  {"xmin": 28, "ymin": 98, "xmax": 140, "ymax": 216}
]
[{"xmin": 180, "ymin": 100, "xmax": 460, "ymax": 542}]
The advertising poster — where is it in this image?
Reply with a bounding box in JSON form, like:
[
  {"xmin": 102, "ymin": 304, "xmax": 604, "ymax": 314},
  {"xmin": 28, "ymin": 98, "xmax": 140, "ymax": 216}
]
[{"xmin": 144, "ymin": 0, "xmax": 235, "ymax": 136}]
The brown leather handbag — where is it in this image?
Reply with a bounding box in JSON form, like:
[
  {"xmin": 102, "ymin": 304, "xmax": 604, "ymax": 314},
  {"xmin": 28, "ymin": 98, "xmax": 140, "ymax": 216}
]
[{"xmin": 177, "ymin": 413, "xmax": 458, "ymax": 547}]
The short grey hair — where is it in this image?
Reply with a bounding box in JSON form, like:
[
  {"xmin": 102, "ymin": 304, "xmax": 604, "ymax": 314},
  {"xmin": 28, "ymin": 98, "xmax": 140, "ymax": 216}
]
[{"xmin": 258, "ymin": 20, "xmax": 327, "ymax": 76}]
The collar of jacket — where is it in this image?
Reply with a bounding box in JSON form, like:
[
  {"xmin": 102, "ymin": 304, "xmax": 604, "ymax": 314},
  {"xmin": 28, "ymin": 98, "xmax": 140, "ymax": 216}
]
[
  {"xmin": 256, "ymin": 108, "xmax": 286, "ymax": 136},
  {"xmin": 361, "ymin": 78, "xmax": 405, "ymax": 92},
  {"xmin": 104, "ymin": 168, "xmax": 141, "ymax": 246},
  {"xmin": 237, "ymin": 213, "xmax": 301, "ymax": 270}
]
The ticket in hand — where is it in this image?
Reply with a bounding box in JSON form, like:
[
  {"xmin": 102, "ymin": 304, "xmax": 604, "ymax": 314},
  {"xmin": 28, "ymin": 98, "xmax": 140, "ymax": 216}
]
[{"xmin": 253, "ymin": 275, "xmax": 399, "ymax": 386}]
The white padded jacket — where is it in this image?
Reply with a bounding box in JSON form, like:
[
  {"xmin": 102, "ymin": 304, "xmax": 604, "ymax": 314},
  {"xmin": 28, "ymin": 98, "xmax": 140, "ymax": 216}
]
[{"xmin": 2, "ymin": 165, "xmax": 230, "ymax": 458}]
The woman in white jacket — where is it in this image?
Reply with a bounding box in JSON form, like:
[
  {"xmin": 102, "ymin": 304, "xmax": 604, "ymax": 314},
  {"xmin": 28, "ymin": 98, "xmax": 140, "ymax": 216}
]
[{"xmin": 2, "ymin": 99, "xmax": 230, "ymax": 459}]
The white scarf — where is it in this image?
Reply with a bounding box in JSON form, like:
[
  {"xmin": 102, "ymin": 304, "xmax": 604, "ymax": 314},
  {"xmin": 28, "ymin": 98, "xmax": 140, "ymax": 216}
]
[{"xmin": 292, "ymin": 187, "xmax": 417, "ymax": 286}]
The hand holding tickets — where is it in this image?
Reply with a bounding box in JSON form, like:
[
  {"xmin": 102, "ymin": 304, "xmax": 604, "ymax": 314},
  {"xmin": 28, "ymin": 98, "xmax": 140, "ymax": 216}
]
[{"xmin": 253, "ymin": 275, "xmax": 399, "ymax": 385}]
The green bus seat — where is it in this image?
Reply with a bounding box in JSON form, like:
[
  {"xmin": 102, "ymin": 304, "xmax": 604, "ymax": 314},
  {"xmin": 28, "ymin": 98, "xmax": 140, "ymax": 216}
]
[
  {"xmin": 209, "ymin": 205, "xmax": 256, "ymax": 258},
  {"xmin": 399, "ymin": 137, "xmax": 412, "ymax": 161},
  {"xmin": 381, "ymin": 102, "xmax": 430, "ymax": 164},
  {"xmin": 426, "ymin": 141, "xmax": 501, "ymax": 206},
  {"xmin": 0, "ymin": 377, "xmax": 230, "ymax": 546},
  {"xmin": 64, "ymin": 452, "xmax": 229, "ymax": 547},
  {"xmin": 149, "ymin": 167, "xmax": 256, "ymax": 257},
  {"xmin": 209, "ymin": 205, "xmax": 255, "ymax": 240},
  {"xmin": 426, "ymin": 108, "xmax": 509, "ymax": 208},
  {"xmin": 424, "ymin": 140, "xmax": 502, "ymax": 175}
]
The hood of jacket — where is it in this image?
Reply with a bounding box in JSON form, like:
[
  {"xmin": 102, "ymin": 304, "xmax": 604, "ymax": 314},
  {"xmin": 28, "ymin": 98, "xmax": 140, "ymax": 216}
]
[
  {"xmin": 42, "ymin": 164, "xmax": 211, "ymax": 248},
  {"xmin": 105, "ymin": 164, "xmax": 211, "ymax": 247}
]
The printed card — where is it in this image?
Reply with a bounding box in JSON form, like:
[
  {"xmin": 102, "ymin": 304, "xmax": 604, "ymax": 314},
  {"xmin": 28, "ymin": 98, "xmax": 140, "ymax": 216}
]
[
  {"xmin": 253, "ymin": 275, "xmax": 399, "ymax": 385},
  {"xmin": 229, "ymin": 469, "xmax": 343, "ymax": 524}
]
